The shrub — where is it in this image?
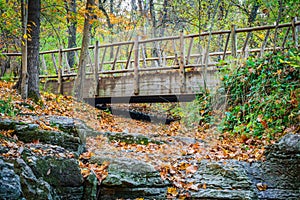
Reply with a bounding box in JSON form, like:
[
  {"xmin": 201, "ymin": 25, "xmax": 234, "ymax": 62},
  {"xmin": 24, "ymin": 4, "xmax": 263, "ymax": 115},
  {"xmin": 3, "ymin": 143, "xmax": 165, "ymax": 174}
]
[{"xmin": 219, "ymin": 49, "xmax": 300, "ymax": 137}]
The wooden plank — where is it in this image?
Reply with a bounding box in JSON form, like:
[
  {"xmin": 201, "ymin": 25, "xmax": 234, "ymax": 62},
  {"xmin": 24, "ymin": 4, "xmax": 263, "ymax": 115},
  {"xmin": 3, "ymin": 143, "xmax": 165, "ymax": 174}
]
[
  {"xmin": 51, "ymin": 53, "xmax": 58, "ymax": 74},
  {"xmin": 111, "ymin": 45, "xmax": 120, "ymax": 70},
  {"xmin": 94, "ymin": 41, "xmax": 99, "ymax": 96},
  {"xmin": 63, "ymin": 52, "xmax": 70, "ymax": 73},
  {"xmin": 134, "ymin": 36, "xmax": 140, "ymax": 95},
  {"xmin": 259, "ymin": 29, "xmax": 270, "ymax": 58},
  {"xmin": 173, "ymin": 39, "xmax": 179, "ymax": 66},
  {"xmin": 74, "ymin": 51, "xmax": 79, "ymax": 66},
  {"xmin": 281, "ymin": 27, "xmax": 290, "ymax": 49},
  {"xmin": 186, "ymin": 21, "xmax": 300, "ymax": 39},
  {"xmin": 222, "ymin": 33, "xmax": 230, "ymax": 60},
  {"xmin": 231, "ymin": 24, "xmax": 237, "ymax": 58},
  {"xmin": 179, "ymin": 31, "xmax": 186, "ymax": 93},
  {"xmin": 57, "ymin": 48, "xmax": 63, "ymax": 94},
  {"xmin": 186, "ymin": 37, "xmax": 194, "ymax": 65},
  {"xmin": 125, "ymin": 43, "xmax": 134, "ymax": 69},
  {"xmin": 41, "ymin": 55, "xmax": 48, "ymax": 75},
  {"xmin": 292, "ymin": 17, "xmax": 298, "ymax": 48},
  {"xmin": 163, "ymin": 52, "xmax": 166, "ymax": 67},
  {"xmin": 155, "ymin": 41, "xmax": 162, "ymax": 67},
  {"xmin": 242, "ymin": 32, "xmax": 252, "ymax": 58},
  {"xmin": 141, "ymin": 43, "xmax": 147, "ymax": 68},
  {"xmin": 100, "ymin": 47, "xmax": 107, "ymax": 72}
]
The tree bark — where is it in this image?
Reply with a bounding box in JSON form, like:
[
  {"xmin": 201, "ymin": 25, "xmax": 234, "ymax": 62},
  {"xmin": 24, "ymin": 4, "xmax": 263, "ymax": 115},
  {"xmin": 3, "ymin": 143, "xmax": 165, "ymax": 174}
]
[
  {"xmin": 21, "ymin": 0, "xmax": 28, "ymax": 99},
  {"xmin": 160, "ymin": 0, "xmax": 168, "ymax": 37},
  {"xmin": 14, "ymin": 0, "xmax": 41, "ymax": 102},
  {"xmin": 65, "ymin": 0, "xmax": 77, "ymax": 68},
  {"xmin": 74, "ymin": 0, "xmax": 94, "ymax": 100},
  {"xmin": 248, "ymin": 0, "xmax": 261, "ymax": 26},
  {"xmin": 26, "ymin": 0, "xmax": 41, "ymax": 102}
]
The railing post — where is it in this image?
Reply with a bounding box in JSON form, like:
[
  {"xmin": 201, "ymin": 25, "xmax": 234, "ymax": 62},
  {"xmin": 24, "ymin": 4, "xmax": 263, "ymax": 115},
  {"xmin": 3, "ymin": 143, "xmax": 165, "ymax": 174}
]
[
  {"xmin": 223, "ymin": 33, "xmax": 230, "ymax": 60},
  {"xmin": 179, "ymin": 31, "xmax": 186, "ymax": 93},
  {"xmin": 51, "ymin": 53, "xmax": 58, "ymax": 74},
  {"xmin": 57, "ymin": 47, "xmax": 63, "ymax": 94},
  {"xmin": 94, "ymin": 40, "xmax": 99, "ymax": 96},
  {"xmin": 292, "ymin": 17, "xmax": 298, "ymax": 49},
  {"xmin": 260, "ymin": 29, "xmax": 270, "ymax": 58},
  {"xmin": 134, "ymin": 36, "xmax": 140, "ymax": 95},
  {"xmin": 231, "ymin": 24, "xmax": 237, "ymax": 58},
  {"xmin": 41, "ymin": 55, "xmax": 47, "ymax": 75}
]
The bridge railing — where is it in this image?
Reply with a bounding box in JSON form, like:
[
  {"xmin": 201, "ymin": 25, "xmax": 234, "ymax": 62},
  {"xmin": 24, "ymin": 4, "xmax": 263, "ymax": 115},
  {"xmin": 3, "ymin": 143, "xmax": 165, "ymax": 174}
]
[{"xmin": 2, "ymin": 18, "xmax": 299, "ymax": 95}]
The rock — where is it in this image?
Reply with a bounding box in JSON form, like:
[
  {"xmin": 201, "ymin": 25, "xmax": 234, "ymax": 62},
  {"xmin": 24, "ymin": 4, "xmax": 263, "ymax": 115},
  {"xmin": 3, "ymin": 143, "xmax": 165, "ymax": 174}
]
[
  {"xmin": 90, "ymin": 156, "xmax": 171, "ymax": 200},
  {"xmin": 247, "ymin": 134, "xmax": 300, "ymax": 199},
  {"xmin": 48, "ymin": 116, "xmax": 77, "ymax": 134},
  {"xmin": 21, "ymin": 146, "xmax": 84, "ymax": 200},
  {"xmin": 104, "ymin": 132, "xmax": 163, "ymax": 145},
  {"xmin": 189, "ymin": 160, "xmax": 257, "ymax": 199},
  {"xmin": 13, "ymin": 158, "xmax": 57, "ymax": 200},
  {"xmin": 82, "ymin": 171, "xmax": 98, "ymax": 200},
  {"xmin": 265, "ymin": 133, "xmax": 300, "ymax": 160},
  {"xmin": 0, "ymin": 158, "xmax": 22, "ymax": 199},
  {"xmin": 0, "ymin": 117, "xmax": 87, "ymax": 155},
  {"xmin": 15, "ymin": 127, "xmax": 84, "ymax": 155},
  {"xmin": 0, "ymin": 118, "xmax": 19, "ymax": 130}
]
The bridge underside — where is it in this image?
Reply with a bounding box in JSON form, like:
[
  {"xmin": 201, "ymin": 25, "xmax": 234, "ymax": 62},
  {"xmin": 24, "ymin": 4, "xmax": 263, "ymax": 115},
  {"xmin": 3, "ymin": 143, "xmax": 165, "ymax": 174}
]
[
  {"xmin": 83, "ymin": 93, "xmax": 198, "ymax": 106},
  {"xmin": 42, "ymin": 68, "xmax": 220, "ymax": 104}
]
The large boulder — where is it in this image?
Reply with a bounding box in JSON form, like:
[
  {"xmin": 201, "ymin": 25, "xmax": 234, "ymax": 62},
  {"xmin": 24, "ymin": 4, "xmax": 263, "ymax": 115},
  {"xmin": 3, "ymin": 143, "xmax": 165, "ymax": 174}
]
[
  {"xmin": 0, "ymin": 117, "xmax": 87, "ymax": 155},
  {"xmin": 13, "ymin": 158, "xmax": 57, "ymax": 200},
  {"xmin": 188, "ymin": 160, "xmax": 257, "ymax": 199},
  {"xmin": 21, "ymin": 145, "xmax": 84, "ymax": 200},
  {"xmin": 247, "ymin": 134, "xmax": 300, "ymax": 200},
  {"xmin": 90, "ymin": 156, "xmax": 171, "ymax": 200}
]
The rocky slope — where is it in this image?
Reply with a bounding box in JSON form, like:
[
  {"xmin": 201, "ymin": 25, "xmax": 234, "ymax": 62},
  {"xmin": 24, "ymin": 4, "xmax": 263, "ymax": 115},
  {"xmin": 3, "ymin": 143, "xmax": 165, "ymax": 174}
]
[{"xmin": 1, "ymin": 116, "xmax": 299, "ymax": 199}]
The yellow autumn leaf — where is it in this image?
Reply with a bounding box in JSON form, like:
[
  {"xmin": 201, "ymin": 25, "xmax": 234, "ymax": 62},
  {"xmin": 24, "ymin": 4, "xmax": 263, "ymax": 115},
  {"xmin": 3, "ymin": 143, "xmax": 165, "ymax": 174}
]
[{"xmin": 167, "ymin": 187, "xmax": 178, "ymax": 196}]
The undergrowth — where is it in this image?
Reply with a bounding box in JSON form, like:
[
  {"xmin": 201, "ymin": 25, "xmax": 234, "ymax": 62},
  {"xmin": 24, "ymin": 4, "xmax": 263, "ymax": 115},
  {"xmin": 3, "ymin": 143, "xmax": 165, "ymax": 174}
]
[
  {"xmin": 219, "ymin": 48, "xmax": 300, "ymax": 137},
  {"xmin": 0, "ymin": 97, "xmax": 18, "ymax": 117}
]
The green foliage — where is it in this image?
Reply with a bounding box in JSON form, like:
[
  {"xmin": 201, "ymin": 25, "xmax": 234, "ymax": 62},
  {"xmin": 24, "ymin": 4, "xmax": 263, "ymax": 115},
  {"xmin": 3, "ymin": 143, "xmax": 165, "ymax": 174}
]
[
  {"xmin": 170, "ymin": 89, "xmax": 213, "ymax": 127},
  {"xmin": 0, "ymin": 97, "xmax": 18, "ymax": 117},
  {"xmin": 220, "ymin": 48, "xmax": 300, "ymax": 137},
  {"xmin": 0, "ymin": 73, "xmax": 14, "ymax": 82}
]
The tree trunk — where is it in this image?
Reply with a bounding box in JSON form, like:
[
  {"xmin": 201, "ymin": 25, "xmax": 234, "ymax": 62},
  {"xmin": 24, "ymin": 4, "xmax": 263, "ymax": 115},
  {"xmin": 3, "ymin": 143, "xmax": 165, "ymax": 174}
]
[
  {"xmin": 14, "ymin": 0, "xmax": 41, "ymax": 102},
  {"xmin": 65, "ymin": 0, "xmax": 77, "ymax": 68},
  {"xmin": 21, "ymin": 0, "xmax": 28, "ymax": 99},
  {"xmin": 248, "ymin": 0, "xmax": 261, "ymax": 26},
  {"xmin": 160, "ymin": 0, "xmax": 168, "ymax": 37},
  {"xmin": 74, "ymin": 0, "xmax": 94, "ymax": 100}
]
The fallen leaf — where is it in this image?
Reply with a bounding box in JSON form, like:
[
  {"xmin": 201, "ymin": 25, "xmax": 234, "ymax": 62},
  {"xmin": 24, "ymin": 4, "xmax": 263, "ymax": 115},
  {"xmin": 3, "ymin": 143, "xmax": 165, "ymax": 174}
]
[
  {"xmin": 186, "ymin": 165, "xmax": 198, "ymax": 174},
  {"xmin": 256, "ymin": 182, "xmax": 268, "ymax": 191},
  {"xmin": 167, "ymin": 187, "xmax": 178, "ymax": 197}
]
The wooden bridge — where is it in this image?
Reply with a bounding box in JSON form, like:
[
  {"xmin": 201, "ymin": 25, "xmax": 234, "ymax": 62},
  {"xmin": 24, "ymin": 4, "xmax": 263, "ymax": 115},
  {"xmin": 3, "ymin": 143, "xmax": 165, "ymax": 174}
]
[{"xmin": 4, "ymin": 19, "xmax": 300, "ymax": 104}]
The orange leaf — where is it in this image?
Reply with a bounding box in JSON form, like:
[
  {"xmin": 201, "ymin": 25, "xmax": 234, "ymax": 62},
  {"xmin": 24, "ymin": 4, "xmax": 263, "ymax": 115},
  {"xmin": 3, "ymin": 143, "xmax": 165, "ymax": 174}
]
[{"xmin": 186, "ymin": 165, "xmax": 198, "ymax": 174}]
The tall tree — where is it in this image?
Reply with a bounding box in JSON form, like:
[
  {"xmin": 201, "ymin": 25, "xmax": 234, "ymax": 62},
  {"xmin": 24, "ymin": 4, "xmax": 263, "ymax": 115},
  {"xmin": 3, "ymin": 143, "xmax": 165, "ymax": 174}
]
[
  {"xmin": 15, "ymin": 0, "xmax": 41, "ymax": 101},
  {"xmin": 21, "ymin": 0, "xmax": 28, "ymax": 99},
  {"xmin": 27, "ymin": 0, "xmax": 41, "ymax": 101},
  {"xmin": 65, "ymin": 0, "xmax": 77, "ymax": 68},
  {"xmin": 74, "ymin": 0, "xmax": 94, "ymax": 100}
]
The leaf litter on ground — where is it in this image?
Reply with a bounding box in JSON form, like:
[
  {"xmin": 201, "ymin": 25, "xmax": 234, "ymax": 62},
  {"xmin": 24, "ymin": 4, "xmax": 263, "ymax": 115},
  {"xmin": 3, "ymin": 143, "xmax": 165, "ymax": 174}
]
[{"xmin": 0, "ymin": 80, "xmax": 285, "ymax": 197}]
